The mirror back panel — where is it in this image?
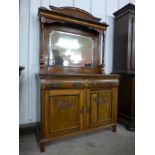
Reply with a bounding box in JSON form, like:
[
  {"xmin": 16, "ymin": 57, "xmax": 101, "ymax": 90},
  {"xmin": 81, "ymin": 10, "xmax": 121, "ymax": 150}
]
[{"xmin": 39, "ymin": 6, "xmax": 108, "ymax": 74}]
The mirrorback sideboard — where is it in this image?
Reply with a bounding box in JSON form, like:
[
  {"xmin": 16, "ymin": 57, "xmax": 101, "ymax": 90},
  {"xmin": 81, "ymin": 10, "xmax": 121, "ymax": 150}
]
[{"xmin": 37, "ymin": 6, "xmax": 119, "ymax": 152}]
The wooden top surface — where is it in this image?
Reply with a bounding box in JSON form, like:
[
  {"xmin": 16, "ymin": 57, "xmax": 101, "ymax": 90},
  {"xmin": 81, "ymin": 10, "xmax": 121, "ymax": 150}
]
[
  {"xmin": 37, "ymin": 72, "xmax": 120, "ymax": 79},
  {"xmin": 113, "ymin": 3, "xmax": 135, "ymax": 17}
]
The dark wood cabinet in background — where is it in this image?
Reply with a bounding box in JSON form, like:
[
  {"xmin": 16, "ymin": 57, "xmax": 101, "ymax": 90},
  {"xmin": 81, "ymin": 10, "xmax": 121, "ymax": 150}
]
[
  {"xmin": 113, "ymin": 3, "xmax": 135, "ymax": 74},
  {"xmin": 113, "ymin": 3, "xmax": 135, "ymax": 131},
  {"xmin": 117, "ymin": 74, "xmax": 135, "ymax": 130}
]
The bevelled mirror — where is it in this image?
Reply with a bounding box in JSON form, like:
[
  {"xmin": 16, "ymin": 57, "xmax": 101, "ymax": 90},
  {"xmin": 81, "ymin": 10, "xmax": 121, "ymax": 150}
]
[{"xmin": 49, "ymin": 31, "xmax": 93, "ymax": 67}]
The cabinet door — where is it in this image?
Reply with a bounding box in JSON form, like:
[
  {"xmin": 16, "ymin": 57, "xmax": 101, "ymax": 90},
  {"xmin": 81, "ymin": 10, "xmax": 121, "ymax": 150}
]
[
  {"xmin": 87, "ymin": 88, "xmax": 117, "ymax": 128},
  {"xmin": 44, "ymin": 89, "xmax": 84, "ymax": 138}
]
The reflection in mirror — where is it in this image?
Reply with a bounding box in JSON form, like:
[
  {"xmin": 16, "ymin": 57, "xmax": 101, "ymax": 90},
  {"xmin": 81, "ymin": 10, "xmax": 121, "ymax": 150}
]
[{"xmin": 49, "ymin": 31, "xmax": 93, "ymax": 67}]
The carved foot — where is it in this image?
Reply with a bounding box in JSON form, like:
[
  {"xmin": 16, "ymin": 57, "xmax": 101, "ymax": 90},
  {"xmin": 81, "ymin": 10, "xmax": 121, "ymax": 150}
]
[
  {"xmin": 112, "ymin": 125, "xmax": 117, "ymax": 132},
  {"xmin": 40, "ymin": 143, "xmax": 45, "ymax": 152}
]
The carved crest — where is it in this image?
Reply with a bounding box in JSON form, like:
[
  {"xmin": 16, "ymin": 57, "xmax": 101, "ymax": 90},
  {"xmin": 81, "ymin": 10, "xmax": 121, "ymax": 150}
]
[{"xmin": 49, "ymin": 5, "xmax": 101, "ymax": 22}]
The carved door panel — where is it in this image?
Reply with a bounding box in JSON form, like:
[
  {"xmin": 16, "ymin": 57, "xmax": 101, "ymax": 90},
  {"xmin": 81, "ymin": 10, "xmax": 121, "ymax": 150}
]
[
  {"xmin": 87, "ymin": 89, "xmax": 115, "ymax": 128},
  {"xmin": 44, "ymin": 89, "xmax": 84, "ymax": 138}
]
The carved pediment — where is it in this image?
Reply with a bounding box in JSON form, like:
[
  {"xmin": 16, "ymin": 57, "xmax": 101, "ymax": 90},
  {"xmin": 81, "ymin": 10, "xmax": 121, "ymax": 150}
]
[
  {"xmin": 38, "ymin": 6, "xmax": 108, "ymax": 31},
  {"xmin": 49, "ymin": 5, "xmax": 101, "ymax": 22}
]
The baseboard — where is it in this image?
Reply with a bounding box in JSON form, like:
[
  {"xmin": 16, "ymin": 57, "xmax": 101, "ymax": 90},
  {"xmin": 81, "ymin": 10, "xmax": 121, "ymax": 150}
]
[{"xmin": 19, "ymin": 122, "xmax": 40, "ymax": 136}]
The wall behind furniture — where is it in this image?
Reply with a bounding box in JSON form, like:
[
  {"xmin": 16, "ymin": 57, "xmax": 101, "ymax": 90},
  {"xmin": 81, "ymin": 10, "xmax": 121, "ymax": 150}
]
[{"xmin": 19, "ymin": 0, "xmax": 135, "ymax": 125}]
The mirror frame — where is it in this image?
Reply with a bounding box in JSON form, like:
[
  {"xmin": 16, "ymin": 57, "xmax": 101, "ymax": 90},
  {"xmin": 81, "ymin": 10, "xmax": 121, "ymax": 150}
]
[
  {"xmin": 39, "ymin": 6, "xmax": 108, "ymax": 74},
  {"xmin": 45, "ymin": 23, "xmax": 100, "ymax": 73}
]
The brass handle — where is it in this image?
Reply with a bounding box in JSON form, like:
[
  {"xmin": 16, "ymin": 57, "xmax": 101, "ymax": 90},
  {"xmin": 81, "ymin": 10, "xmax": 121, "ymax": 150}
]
[
  {"xmin": 94, "ymin": 97, "xmax": 102, "ymax": 103},
  {"xmin": 74, "ymin": 82, "xmax": 81, "ymax": 87},
  {"xmin": 92, "ymin": 82, "xmax": 97, "ymax": 86},
  {"xmin": 50, "ymin": 82, "xmax": 60, "ymax": 88}
]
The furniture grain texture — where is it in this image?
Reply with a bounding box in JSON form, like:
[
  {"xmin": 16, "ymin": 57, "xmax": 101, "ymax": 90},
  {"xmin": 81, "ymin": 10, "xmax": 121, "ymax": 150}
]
[
  {"xmin": 37, "ymin": 6, "xmax": 119, "ymax": 152},
  {"xmin": 113, "ymin": 3, "xmax": 135, "ymax": 131}
]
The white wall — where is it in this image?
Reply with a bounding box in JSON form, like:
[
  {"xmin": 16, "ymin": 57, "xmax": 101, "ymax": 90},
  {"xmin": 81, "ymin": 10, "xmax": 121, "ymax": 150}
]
[{"xmin": 19, "ymin": 0, "xmax": 135, "ymax": 124}]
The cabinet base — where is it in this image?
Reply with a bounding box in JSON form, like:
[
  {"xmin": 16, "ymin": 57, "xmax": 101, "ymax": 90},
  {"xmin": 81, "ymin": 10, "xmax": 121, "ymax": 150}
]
[
  {"xmin": 38, "ymin": 124, "xmax": 117, "ymax": 152},
  {"xmin": 118, "ymin": 114, "xmax": 135, "ymax": 131}
]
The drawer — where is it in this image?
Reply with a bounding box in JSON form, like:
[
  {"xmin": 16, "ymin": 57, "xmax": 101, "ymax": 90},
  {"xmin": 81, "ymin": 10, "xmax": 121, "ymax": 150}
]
[
  {"xmin": 89, "ymin": 80, "xmax": 119, "ymax": 88},
  {"xmin": 45, "ymin": 80, "xmax": 85, "ymax": 89}
]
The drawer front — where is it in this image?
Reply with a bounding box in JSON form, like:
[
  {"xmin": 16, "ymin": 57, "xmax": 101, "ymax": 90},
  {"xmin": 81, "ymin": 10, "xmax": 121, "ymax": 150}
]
[
  {"xmin": 45, "ymin": 80, "xmax": 85, "ymax": 89},
  {"xmin": 89, "ymin": 80, "xmax": 119, "ymax": 88},
  {"xmin": 44, "ymin": 79, "xmax": 119, "ymax": 89}
]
